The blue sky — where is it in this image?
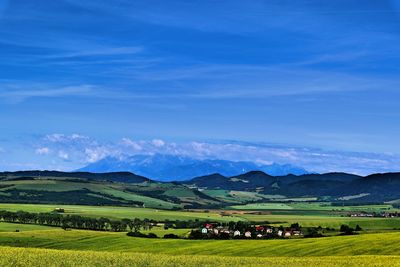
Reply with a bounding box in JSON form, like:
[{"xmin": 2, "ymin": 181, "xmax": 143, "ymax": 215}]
[{"xmin": 1, "ymin": 0, "xmax": 400, "ymax": 173}]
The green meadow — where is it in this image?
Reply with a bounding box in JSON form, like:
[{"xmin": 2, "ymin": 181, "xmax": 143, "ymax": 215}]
[
  {"xmin": 0, "ymin": 203, "xmax": 240, "ymax": 221},
  {"xmin": 0, "ymin": 203, "xmax": 399, "ymax": 230},
  {"xmin": 235, "ymin": 213, "xmax": 400, "ymax": 230},
  {"xmin": 0, "ymin": 222, "xmax": 54, "ymax": 232},
  {"xmin": 0, "ymin": 202, "xmax": 399, "ymax": 266},
  {"xmin": 230, "ymin": 202, "xmax": 398, "ymax": 212},
  {"xmin": 0, "ymin": 228, "xmax": 399, "ymax": 257}
]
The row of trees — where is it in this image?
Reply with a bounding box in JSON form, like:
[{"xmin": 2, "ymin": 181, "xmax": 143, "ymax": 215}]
[
  {"xmin": 0, "ymin": 210, "xmax": 155, "ymax": 232},
  {"xmin": 340, "ymin": 224, "xmax": 362, "ymax": 235},
  {"xmin": 0, "ymin": 210, "xmax": 232, "ymax": 232}
]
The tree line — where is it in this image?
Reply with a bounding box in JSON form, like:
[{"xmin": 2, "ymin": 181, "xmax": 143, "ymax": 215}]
[
  {"xmin": 0, "ymin": 210, "xmax": 242, "ymax": 232},
  {"xmin": 0, "ymin": 210, "xmax": 274, "ymax": 234},
  {"xmin": 0, "ymin": 210, "xmax": 156, "ymax": 232}
]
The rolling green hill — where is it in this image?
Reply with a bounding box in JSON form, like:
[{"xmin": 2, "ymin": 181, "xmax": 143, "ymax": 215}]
[
  {"xmin": 185, "ymin": 171, "xmax": 400, "ymax": 203},
  {"xmin": 0, "ymin": 173, "xmax": 220, "ymax": 209},
  {"xmin": 1, "ymin": 170, "xmax": 400, "ymax": 209},
  {"xmin": 0, "ymin": 228, "xmax": 399, "ymax": 257}
]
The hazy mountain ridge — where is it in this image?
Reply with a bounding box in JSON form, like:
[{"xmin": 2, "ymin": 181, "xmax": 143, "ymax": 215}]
[
  {"xmin": 0, "ymin": 170, "xmax": 399, "ymax": 205},
  {"xmin": 184, "ymin": 171, "xmax": 400, "ymax": 202},
  {"xmin": 78, "ymin": 154, "xmax": 308, "ymax": 181}
]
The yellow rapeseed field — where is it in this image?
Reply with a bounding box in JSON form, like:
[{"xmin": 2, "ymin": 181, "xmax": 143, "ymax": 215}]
[{"xmin": 0, "ymin": 246, "xmax": 399, "ymax": 267}]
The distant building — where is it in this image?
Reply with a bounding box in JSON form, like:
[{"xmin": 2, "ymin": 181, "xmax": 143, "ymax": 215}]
[
  {"xmin": 245, "ymin": 231, "xmax": 252, "ymax": 238},
  {"xmin": 233, "ymin": 230, "xmax": 241, "ymax": 237},
  {"xmin": 255, "ymin": 226, "xmax": 264, "ymax": 231},
  {"xmin": 205, "ymin": 223, "xmax": 213, "ymax": 229},
  {"xmin": 293, "ymin": 230, "xmax": 302, "ymax": 236},
  {"xmin": 201, "ymin": 228, "xmax": 208, "ymax": 234}
]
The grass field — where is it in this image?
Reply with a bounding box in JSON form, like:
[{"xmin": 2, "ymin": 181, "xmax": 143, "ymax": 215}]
[
  {"xmin": 0, "ymin": 202, "xmax": 399, "ymax": 266},
  {"xmin": 0, "ymin": 246, "xmax": 399, "ymax": 267},
  {"xmin": 0, "ymin": 222, "xmax": 54, "ymax": 232},
  {"xmin": 230, "ymin": 203, "xmax": 294, "ymax": 210},
  {"xmin": 230, "ymin": 202, "xmax": 398, "ymax": 212},
  {"xmin": 0, "ymin": 203, "xmax": 241, "ymax": 221},
  {"xmin": 236, "ymin": 213, "xmax": 400, "ymax": 230},
  {"xmin": 0, "ymin": 203, "xmax": 399, "ymax": 230},
  {"xmin": 0, "ymin": 228, "xmax": 398, "ymax": 257},
  {"xmin": 141, "ymin": 226, "xmax": 191, "ymax": 237}
]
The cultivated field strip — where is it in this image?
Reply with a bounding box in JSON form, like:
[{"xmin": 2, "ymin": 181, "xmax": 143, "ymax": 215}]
[
  {"xmin": 0, "ymin": 229, "xmax": 399, "ymax": 257},
  {"xmin": 0, "ymin": 246, "xmax": 399, "ymax": 267}
]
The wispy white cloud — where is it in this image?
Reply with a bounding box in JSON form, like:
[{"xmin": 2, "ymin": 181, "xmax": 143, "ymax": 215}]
[
  {"xmin": 46, "ymin": 133, "xmax": 90, "ymax": 142},
  {"xmin": 48, "ymin": 46, "xmax": 143, "ymax": 59},
  {"xmin": 0, "ymin": 83, "xmax": 96, "ymax": 103},
  {"xmin": 57, "ymin": 150, "xmax": 69, "ymax": 160},
  {"xmin": 35, "ymin": 147, "xmax": 50, "ymax": 155},
  {"xmin": 126, "ymin": 64, "xmax": 400, "ymax": 99},
  {"xmin": 151, "ymin": 139, "xmax": 165, "ymax": 147}
]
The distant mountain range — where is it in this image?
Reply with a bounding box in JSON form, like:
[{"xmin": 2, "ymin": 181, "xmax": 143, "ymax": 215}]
[
  {"xmin": 183, "ymin": 171, "xmax": 360, "ymax": 192},
  {"xmin": 183, "ymin": 171, "xmax": 400, "ymax": 202},
  {"xmin": 78, "ymin": 154, "xmax": 308, "ymax": 181},
  {"xmin": 1, "ymin": 170, "xmax": 399, "ymax": 205}
]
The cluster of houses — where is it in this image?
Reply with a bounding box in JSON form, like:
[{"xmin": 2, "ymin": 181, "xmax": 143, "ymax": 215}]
[
  {"xmin": 349, "ymin": 212, "xmax": 400, "ymax": 218},
  {"xmin": 200, "ymin": 223, "xmax": 302, "ymax": 239}
]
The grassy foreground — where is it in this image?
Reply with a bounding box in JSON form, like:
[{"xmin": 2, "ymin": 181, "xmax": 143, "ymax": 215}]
[
  {"xmin": 0, "ymin": 228, "xmax": 399, "ymax": 257},
  {"xmin": 0, "ymin": 246, "xmax": 399, "ymax": 267}
]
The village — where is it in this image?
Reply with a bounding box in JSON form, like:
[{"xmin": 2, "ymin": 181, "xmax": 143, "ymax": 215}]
[
  {"xmin": 349, "ymin": 212, "xmax": 400, "ymax": 218},
  {"xmin": 191, "ymin": 223, "xmax": 303, "ymax": 239}
]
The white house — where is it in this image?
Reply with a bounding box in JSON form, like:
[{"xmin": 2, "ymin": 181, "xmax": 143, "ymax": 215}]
[
  {"xmin": 233, "ymin": 230, "xmax": 241, "ymax": 237},
  {"xmin": 284, "ymin": 231, "xmax": 292, "ymax": 237},
  {"xmin": 244, "ymin": 231, "xmax": 252, "ymax": 238},
  {"xmin": 201, "ymin": 228, "xmax": 208, "ymax": 234},
  {"xmin": 293, "ymin": 230, "xmax": 302, "ymax": 236},
  {"xmin": 277, "ymin": 230, "xmax": 283, "ymax": 236}
]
